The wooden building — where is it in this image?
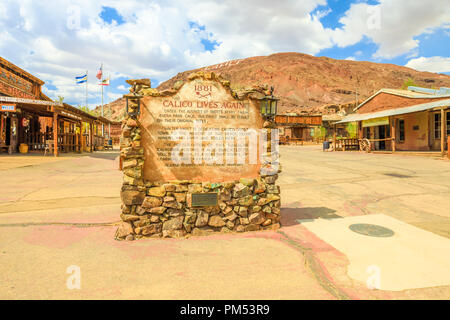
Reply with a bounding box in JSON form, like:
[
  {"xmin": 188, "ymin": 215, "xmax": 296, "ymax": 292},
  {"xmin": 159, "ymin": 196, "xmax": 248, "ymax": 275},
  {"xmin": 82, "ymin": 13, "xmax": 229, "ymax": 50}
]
[
  {"xmin": 0, "ymin": 56, "xmax": 116, "ymax": 156},
  {"xmin": 275, "ymin": 114, "xmax": 322, "ymax": 144},
  {"xmin": 337, "ymin": 87, "xmax": 450, "ymax": 154}
]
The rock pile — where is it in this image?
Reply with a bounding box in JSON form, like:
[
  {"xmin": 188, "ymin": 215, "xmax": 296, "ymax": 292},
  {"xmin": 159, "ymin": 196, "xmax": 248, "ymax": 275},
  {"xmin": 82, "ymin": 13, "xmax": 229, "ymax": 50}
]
[{"xmin": 116, "ymin": 72, "xmax": 281, "ymax": 240}]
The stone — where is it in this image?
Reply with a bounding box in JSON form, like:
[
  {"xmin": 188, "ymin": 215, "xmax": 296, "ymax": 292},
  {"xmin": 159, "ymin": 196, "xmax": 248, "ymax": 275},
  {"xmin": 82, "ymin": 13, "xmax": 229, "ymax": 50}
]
[
  {"xmin": 164, "ymin": 184, "xmax": 177, "ymax": 192},
  {"xmin": 141, "ymin": 196, "xmax": 162, "ymax": 209},
  {"xmin": 135, "ymin": 206, "xmax": 146, "ymax": 215},
  {"xmin": 121, "ymin": 188, "xmax": 145, "ymax": 206},
  {"xmin": 267, "ymin": 194, "xmax": 280, "ymax": 203},
  {"xmin": 249, "ymin": 212, "xmax": 265, "ymax": 225},
  {"xmin": 239, "ymin": 178, "xmax": 255, "ymax": 187},
  {"xmin": 266, "ymin": 185, "xmax": 280, "ymax": 194},
  {"xmin": 254, "ymin": 179, "xmax": 266, "ymax": 193},
  {"xmin": 173, "ymin": 80, "xmax": 184, "ymax": 90},
  {"xmin": 272, "ymin": 207, "xmax": 281, "ymax": 215},
  {"xmin": 240, "ymin": 218, "xmax": 249, "ymax": 225},
  {"xmin": 252, "ymin": 206, "xmax": 262, "ymax": 212},
  {"xmin": 238, "ymin": 195, "xmax": 254, "ymax": 206},
  {"xmin": 262, "ymin": 206, "xmax": 272, "ymax": 214},
  {"xmin": 208, "ymin": 215, "xmax": 226, "ymax": 227},
  {"xmin": 245, "ymin": 224, "xmax": 260, "ymax": 232},
  {"xmin": 173, "ymin": 193, "xmax": 186, "ymax": 203},
  {"xmin": 120, "ymin": 214, "xmax": 140, "ymax": 222},
  {"xmin": 233, "ymin": 183, "xmax": 251, "ymax": 198},
  {"xmin": 223, "ymin": 206, "xmax": 233, "ymax": 215},
  {"xmin": 175, "ymin": 184, "xmax": 188, "ymax": 192},
  {"xmin": 122, "ymin": 159, "xmax": 137, "ymax": 169},
  {"xmin": 188, "ymin": 184, "xmax": 202, "ymax": 193},
  {"xmin": 122, "ymin": 206, "xmax": 131, "ymax": 214},
  {"xmin": 163, "ymin": 201, "xmax": 177, "ymax": 208},
  {"xmin": 167, "ymin": 208, "xmax": 183, "ymax": 217},
  {"xmin": 264, "ymin": 223, "xmax": 280, "ymax": 230},
  {"xmin": 238, "ymin": 207, "xmax": 248, "ymax": 217},
  {"xmin": 263, "ymin": 174, "xmax": 278, "ymax": 184},
  {"xmin": 123, "ymin": 167, "xmax": 142, "ymax": 179},
  {"xmin": 219, "ymin": 202, "xmax": 227, "ymax": 211},
  {"xmin": 149, "ymin": 206, "xmax": 167, "ymax": 215},
  {"xmin": 192, "ymin": 227, "xmax": 215, "ymax": 237},
  {"xmin": 262, "ymin": 219, "xmax": 272, "ymax": 227},
  {"xmin": 116, "ymin": 221, "xmax": 134, "ymax": 238},
  {"xmin": 150, "ymin": 215, "xmax": 160, "ymax": 223},
  {"xmin": 126, "ymin": 118, "xmax": 138, "ymax": 127},
  {"xmin": 226, "ymin": 220, "xmax": 235, "ymax": 230},
  {"xmin": 236, "ymin": 225, "xmax": 245, "ymax": 232},
  {"xmin": 141, "ymin": 223, "xmax": 162, "ymax": 235},
  {"xmin": 163, "ymin": 216, "xmax": 184, "ymax": 230},
  {"xmin": 147, "ymin": 186, "xmax": 166, "ymax": 197},
  {"xmin": 195, "ymin": 211, "xmax": 209, "ymax": 227},
  {"xmin": 225, "ymin": 213, "xmax": 238, "ymax": 221},
  {"xmin": 163, "ymin": 229, "xmax": 187, "ymax": 238},
  {"xmin": 125, "ymin": 235, "xmax": 135, "ymax": 241},
  {"xmin": 220, "ymin": 192, "xmax": 232, "ymax": 202},
  {"xmin": 184, "ymin": 212, "xmax": 197, "ymax": 224},
  {"xmin": 163, "ymin": 196, "xmax": 175, "ymax": 202}
]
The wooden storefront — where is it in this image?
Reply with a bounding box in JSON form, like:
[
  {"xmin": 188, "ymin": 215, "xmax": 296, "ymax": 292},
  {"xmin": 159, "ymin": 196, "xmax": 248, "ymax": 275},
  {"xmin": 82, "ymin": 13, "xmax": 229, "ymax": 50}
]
[
  {"xmin": 275, "ymin": 114, "xmax": 322, "ymax": 144},
  {"xmin": 0, "ymin": 56, "xmax": 104, "ymax": 156}
]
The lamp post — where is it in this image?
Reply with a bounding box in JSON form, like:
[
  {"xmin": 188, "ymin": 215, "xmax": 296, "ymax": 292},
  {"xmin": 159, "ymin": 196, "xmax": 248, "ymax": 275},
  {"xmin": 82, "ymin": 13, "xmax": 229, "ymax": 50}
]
[
  {"xmin": 125, "ymin": 93, "xmax": 142, "ymax": 118},
  {"xmin": 260, "ymin": 86, "xmax": 278, "ymax": 121}
]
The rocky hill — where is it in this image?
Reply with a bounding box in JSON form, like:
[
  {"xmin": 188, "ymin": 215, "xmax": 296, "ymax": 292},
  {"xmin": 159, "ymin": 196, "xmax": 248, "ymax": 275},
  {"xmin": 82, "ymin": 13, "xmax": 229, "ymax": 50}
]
[{"xmin": 97, "ymin": 52, "xmax": 450, "ymax": 120}]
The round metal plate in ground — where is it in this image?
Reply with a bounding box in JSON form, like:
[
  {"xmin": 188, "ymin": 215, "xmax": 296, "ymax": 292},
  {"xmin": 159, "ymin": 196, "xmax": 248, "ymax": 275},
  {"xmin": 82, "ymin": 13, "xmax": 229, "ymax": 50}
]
[{"xmin": 349, "ymin": 224, "xmax": 394, "ymax": 237}]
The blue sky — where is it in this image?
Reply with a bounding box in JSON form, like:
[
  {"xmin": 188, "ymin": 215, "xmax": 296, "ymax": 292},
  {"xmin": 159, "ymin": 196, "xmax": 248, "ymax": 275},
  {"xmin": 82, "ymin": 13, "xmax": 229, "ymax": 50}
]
[{"xmin": 0, "ymin": 0, "xmax": 448, "ymax": 109}]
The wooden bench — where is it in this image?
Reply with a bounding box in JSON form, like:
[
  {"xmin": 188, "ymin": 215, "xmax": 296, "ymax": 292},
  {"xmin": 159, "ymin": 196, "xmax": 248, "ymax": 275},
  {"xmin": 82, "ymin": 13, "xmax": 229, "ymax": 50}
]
[
  {"xmin": 335, "ymin": 138, "xmax": 360, "ymax": 151},
  {"xmin": 0, "ymin": 141, "xmax": 10, "ymax": 153}
]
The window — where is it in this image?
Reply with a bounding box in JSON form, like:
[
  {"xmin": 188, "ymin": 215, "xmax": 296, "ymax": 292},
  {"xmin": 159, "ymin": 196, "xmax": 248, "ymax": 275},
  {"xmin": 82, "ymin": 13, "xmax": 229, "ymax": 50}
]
[
  {"xmin": 398, "ymin": 119, "xmax": 405, "ymax": 142},
  {"xmin": 447, "ymin": 111, "xmax": 450, "ymax": 136},
  {"xmin": 434, "ymin": 113, "xmax": 441, "ymax": 139}
]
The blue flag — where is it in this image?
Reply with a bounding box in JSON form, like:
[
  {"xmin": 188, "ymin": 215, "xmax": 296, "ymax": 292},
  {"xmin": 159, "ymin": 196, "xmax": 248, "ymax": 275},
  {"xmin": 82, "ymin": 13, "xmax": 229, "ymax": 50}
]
[{"xmin": 76, "ymin": 74, "xmax": 87, "ymax": 84}]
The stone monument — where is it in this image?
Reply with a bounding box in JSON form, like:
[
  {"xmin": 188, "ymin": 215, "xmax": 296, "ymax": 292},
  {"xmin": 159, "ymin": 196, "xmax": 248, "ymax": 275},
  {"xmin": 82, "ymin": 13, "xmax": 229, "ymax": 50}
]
[{"xmin": 116, "ymin": 72, "xmax": 281, "ymax": 240}]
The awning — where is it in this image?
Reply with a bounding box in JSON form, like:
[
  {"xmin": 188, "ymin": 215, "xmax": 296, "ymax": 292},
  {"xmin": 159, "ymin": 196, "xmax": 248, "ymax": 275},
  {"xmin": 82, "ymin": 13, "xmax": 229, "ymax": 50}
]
[{"xmin": 337, "ymin": 99, "xmax": 450, "ymax": 124}]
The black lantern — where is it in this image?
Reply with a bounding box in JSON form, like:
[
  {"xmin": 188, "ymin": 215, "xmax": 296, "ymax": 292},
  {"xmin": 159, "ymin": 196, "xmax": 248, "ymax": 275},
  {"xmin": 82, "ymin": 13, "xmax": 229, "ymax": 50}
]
[
  {"xmin": 260, "ymin": 86, "xmax": 278, "ymax": 119},
  {"xmin": 125, "ymin": 93, "xmax": 142, "ymax": 117}
]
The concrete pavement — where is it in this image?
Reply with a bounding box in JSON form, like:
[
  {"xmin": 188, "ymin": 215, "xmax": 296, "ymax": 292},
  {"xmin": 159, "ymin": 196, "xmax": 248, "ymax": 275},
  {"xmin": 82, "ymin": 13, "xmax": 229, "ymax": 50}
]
[{"xmin": 0, "ymin": 147, "xmax": 449, "ymax": 299}]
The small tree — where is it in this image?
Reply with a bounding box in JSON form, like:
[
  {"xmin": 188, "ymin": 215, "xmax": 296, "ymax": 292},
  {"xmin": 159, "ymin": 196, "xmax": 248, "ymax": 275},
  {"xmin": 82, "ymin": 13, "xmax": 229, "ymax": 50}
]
[{"xmin": 402, "ymin": 78, "xmax": 416, "ymax": 90}]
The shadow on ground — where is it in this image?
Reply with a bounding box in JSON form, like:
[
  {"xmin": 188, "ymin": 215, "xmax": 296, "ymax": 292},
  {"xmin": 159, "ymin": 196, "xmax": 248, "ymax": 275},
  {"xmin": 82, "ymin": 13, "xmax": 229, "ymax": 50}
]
[
  {"xmin": 88, "ymin": 151, "xmax": 120, "ymax": 161},
  {"xmin": 280, "ymin": 207, "xmax": 342, "ymax": 226}
]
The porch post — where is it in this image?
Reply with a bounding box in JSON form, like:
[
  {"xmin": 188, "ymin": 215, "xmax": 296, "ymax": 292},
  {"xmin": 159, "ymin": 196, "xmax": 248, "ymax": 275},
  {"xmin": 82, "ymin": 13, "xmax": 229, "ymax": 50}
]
[
  {"xmin": 333, "ymin": 123, "xmax": 337, "ymax": 151},
  {"xmin": 90, "ymin": 122, "xmax": 94, "ymax": 153},
  {"xmin": 53, "ymin": 113, "xmax": 58, "ymax": 157},
  {"xmin": 441, "ymin": 108, "xmax": 445, "ymax": 156},
  {"xmin": 391, "ymin": 117, "xmax": 396, "ymax": 152}
]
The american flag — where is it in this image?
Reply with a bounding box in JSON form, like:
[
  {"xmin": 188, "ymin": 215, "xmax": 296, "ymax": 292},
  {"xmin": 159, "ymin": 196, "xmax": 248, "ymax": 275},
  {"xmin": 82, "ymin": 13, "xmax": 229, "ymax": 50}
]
[{"xmin": 96, "ymin": 65, "xmax": 102, "ymax": 80}]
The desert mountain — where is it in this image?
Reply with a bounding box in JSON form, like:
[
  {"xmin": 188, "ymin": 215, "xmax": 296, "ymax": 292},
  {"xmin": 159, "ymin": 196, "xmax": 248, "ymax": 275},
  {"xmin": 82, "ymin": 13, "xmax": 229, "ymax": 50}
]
[{"xmin": 96, "ymin": 52, "xmax": 450, "ymax": 121}]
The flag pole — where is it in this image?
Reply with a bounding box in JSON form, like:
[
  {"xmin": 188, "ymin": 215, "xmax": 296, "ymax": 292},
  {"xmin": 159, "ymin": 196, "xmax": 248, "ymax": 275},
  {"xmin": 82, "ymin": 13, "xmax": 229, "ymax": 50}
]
[
  {"xmin": 85, "ymin": 70, "xmax": 88, "ymax": 109},
  {"xmin": 101, "ymin": 63, "xmax": 104, "ymax": 137},
  {"xmin": 108, "ymin": 74, "xmax": 111, "ymax": 139}
]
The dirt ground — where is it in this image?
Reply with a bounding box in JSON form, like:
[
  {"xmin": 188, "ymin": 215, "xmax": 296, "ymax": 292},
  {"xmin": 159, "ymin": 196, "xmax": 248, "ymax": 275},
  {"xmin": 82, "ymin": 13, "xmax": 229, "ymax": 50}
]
[{"xmin": 0, "ymin": 147, "xmax": 449, "ymax": 300}]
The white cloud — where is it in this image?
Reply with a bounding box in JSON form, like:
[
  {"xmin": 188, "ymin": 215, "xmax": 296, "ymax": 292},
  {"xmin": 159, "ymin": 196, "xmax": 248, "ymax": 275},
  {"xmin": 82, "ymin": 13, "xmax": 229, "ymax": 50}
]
[
  {"xmin": 330, "ymin": 0, "xmax": 450, "ymax": 59},
  {"xmin": 0, "ymin": 0, "xmax": 448, "ymax": 107},
  {"xmin": 345, "ymin": 56, "xmax": 356, "ymax": 61},
  {"xmin": 0, "ymin": 0, "xmax": 333, "ymax": 106},
  {"xmin": 405, "ymin": 56, "xmax": 450, "ymax": 73}
]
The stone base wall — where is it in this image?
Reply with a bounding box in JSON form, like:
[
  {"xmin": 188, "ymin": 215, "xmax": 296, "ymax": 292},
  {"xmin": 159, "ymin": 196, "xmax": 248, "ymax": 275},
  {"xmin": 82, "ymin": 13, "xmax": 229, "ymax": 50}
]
[
  {"xmin": 116, "ymin": 176, "xmax": 281, "ymax": 240},
  {"xmin": 116, "ymin": 116, "xmax": 281, "ymax": 240},
  {"xmin": 116, "ymin": 75, "xmax": 281, "ymax": 240}
]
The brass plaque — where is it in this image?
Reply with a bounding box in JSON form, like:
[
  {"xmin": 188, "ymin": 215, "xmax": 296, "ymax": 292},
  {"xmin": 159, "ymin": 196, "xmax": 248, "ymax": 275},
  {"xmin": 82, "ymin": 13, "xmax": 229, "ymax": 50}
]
[{"xmin": 192, "ymin": 193, "xmax": 218, "ymax": 207}]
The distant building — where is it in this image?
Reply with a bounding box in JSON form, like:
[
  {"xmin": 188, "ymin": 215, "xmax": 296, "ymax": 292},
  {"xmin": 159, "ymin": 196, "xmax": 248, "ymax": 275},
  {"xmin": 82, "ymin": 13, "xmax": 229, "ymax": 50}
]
[
  {"xmin": 0, "ymin": 56, "xmax": 116, "ymax": 155},
  {"xmin": 337, "ymin": 87, "xmax": 450, "ymax": 153},
  {"xmin": 275, "ymin": 114, "xmax": 322, "ymax": 144}
]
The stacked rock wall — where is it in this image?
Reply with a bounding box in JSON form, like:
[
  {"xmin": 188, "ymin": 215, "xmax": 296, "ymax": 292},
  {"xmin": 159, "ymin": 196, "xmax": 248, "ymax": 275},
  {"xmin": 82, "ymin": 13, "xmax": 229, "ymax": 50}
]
[{"xmin": 116, "ymin": 73, "xmax": 281, "ymax": 240}]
